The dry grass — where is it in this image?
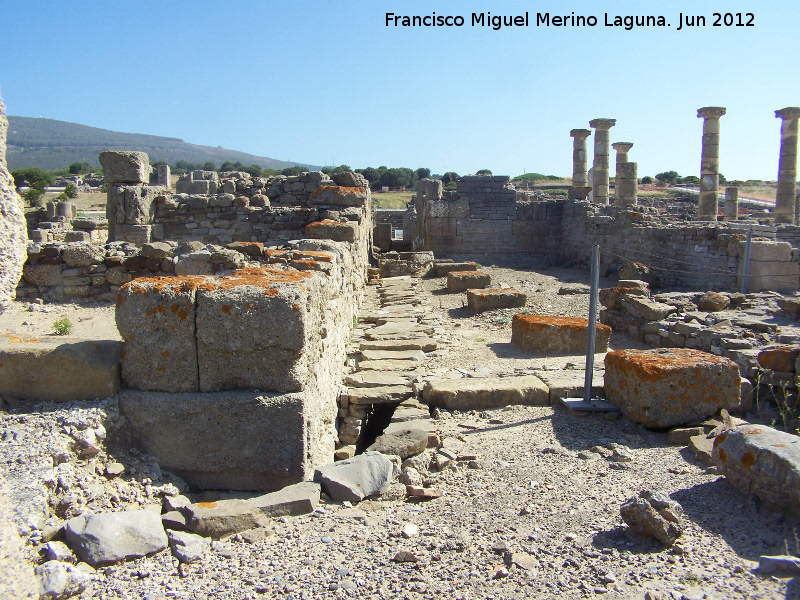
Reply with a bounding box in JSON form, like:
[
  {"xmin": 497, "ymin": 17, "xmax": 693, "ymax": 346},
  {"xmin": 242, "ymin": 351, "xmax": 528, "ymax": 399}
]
[{"xmin": 372, "ymin": 190, "xmax": 414, "ymax": 209}]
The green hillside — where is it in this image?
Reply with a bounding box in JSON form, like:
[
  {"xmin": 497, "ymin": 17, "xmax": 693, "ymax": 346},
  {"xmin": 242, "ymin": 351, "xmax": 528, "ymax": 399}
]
[{"xmin": 6, "ymin": 116, "xmax": 317, "ymax": 171}]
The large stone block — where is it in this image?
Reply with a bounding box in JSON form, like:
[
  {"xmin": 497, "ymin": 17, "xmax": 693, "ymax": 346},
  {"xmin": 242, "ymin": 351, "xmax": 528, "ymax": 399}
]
[
  {"xmin": 119, "ymin": 389, "xmax": 324, "ymax": 491},
  {"xmin": 196, "ymin": 267, "xmax": 327, "ymax": 393},
  {"xmin": 737, "ymin": 240, "xmax": 793, "ymax": 262},
  {"xmin": 106, "ymin": 185, "xmax": 159, "ymax": 227},
  {"xmin": 511, "ymin": 314, "xmax": 611, "ymax": 354},
  {"xmin": 467, "ymin": 288, "xmax": 527, "ymax": 313},
  {"xmin": 422, "ymin": 376, "xmax": 549, "ymax": 410},
  {"xmin": 433, "ymin": 261, "xmax": 478, "ymax": 277},
  {"xmin": 713, "ymin": 424, "xmax": 800, "ymax": 517},
  {"xmin": 305, "ymin": 220, "xmax": 358, "ymax": 243},
  {"xmin": 738, "ymin": 260, "xmax": 799, "ymax": 293},
  {"xmin": 99, "ymin": 151, "xmax": 150, "ymax": 184},
  {"xmin": 310, "ymin": 185, "xmax": 368, "ymax": 207},
  {"xmin": 116, "ymin": 276, "xmax": 207, "ymax": 392},
  {"xmin": 605, "ymin": 348, "xmax": 741, "ymax": 429},
  {"xmin": 446, "ymin": 270, "xmax": 491, "ymax": 293},
  {"xmin": 0, "ymin": 336, "xmax": 122, "ymax": 402}
]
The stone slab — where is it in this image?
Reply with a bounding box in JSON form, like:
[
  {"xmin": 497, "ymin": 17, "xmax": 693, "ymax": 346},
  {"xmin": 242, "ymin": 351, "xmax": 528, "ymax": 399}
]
[
  {"xmin": 356, "ymin": 359, "xmax": 425, "ymax": 372},
  {"xmin": 348, "ymin": 385, "xmax": 414, "ymax": 405},
  {"xmin": 605, "ymin": 349, "xmax": 741, "ymax": 429},
  {"xmin": 535, "ymin": 369, "xmax": 605, "ymax": 403},
  {"xmin": 344, "ymin": 372, "xmax": 410, "ymax": 388},
  {"xmin": 360, "ymin": 349, "xmax": 426, "ymax": 362},
  {"xmin": 433, "ymin": 262, "xmax": 478, "ymax": 277},
  {"xmin": 359, "ymin": 338, "xmax": 437, "ymax": 352},
  {"xmin": 65, "ymin": 510, "xmax": 167, "ymax": 566},
  {"xmin": 365, "ymin": 322, "xmax": 434, "ymax": 338},
  {"xmin": 422, "ymin": 376, "xmax": 549, "ymax": 410},
  {"xmin": 314, "ymin": 452, "xmax": 394, "ymax": 503},
  {"xmin": 0, "ymin": 336, "xmax": 122, "ymax": 402}
]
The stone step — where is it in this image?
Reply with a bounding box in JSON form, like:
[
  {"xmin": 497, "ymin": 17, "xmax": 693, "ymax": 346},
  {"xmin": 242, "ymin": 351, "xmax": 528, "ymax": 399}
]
[
  {"xmin": 348, "ymin": 385, "xmax": 414, "ymax": 405},
  {"xmin": 375, "ymin": 316, "xmax": 422, "ymax": 325},
  {"xmin": 390, "ymin": 405, "xmax": 432, "ymax": 422},
  {"xmin": 367, "ymin": 427, "xmax": 430, "ymax": 459},
  {"xmin": 365, "ymin": 331, "xmax": 436, "ymax": 342},
  {"xmin": 345, "ymin": 372, "xmax": 411, "ymax": 388},
  {"xmin": 357, "ymin": 359, "xmax": 426, "ymax": 372},
  {"xmin": 360, "ymin": 338, "xmax": 437, "ymax": 352},
  {"xmin": 360, "ymin": 349, "xmax": 426, "ymax": 362},
  {"xmin": 422, "ymin": 376, "xmax": 550, "ymax": 410},
  {"xmin": 366, "ymin": 322, "xmax": 435, "ymax": 338}
]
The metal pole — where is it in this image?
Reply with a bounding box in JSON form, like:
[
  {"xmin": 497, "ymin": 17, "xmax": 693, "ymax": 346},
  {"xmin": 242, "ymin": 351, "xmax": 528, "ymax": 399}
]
[
  {"xmin": 584, "ymin": 244, "xmax": 600, "ymax": 402},
  {"xmin": 741, "ymin": 229, "xmax": 752, "ymax": 295}
]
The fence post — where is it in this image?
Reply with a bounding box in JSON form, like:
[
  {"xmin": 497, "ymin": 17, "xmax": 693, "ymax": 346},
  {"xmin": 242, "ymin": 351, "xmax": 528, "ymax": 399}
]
[{"xmin": 584, "ymin": 244, "xmax": 600, "ymax": 402}]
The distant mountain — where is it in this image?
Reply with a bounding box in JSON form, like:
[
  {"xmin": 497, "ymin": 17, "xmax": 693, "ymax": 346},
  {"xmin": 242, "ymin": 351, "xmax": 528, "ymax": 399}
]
[{"xmin": 6, "ymin": 116, "xmax": 318, "ymax": 172}]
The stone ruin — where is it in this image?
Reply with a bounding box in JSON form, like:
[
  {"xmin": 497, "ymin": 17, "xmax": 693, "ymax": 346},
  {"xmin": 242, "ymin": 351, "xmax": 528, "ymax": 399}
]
[{"xmin": 4, "ymin": 107, "xmax": 800, "ymax": 595}]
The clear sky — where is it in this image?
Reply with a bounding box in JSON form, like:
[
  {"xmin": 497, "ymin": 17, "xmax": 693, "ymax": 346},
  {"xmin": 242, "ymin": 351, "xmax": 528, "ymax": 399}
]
[{"xmin": 1, "ymin": 0, "xmax": 798, "ymax": 180}]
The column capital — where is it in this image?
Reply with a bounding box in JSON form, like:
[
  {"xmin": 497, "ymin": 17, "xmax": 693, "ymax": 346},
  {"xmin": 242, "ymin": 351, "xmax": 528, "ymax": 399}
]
[
  {"xmin": 697, "ymin": 106, "xmax": 726, "ymax": 119},
  {"xmin": 776, "ymin": 107, "xmax": 800, "ymax": 120},
  {"xmin": 589, "ymin": 118, "xmax": 616, "ymax": 129},
  {"xmin": 570, "ymin": 128, "xmax": 591, "ymax": 139},
  {"xmin": 612, "ymin": 142, "xmax": 634, "ymax": 152}
]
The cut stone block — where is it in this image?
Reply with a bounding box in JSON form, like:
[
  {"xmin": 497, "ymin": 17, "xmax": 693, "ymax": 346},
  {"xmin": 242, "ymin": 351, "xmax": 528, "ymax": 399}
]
[
  {"xmin": 433, "ymin": 261, "xmax": 478, "ymax": 277},
  {"xmin": 184, "ymin": 500, "xmax": 270, "ymax": 539},
  {"xmin": 0, "ymin": 336, "xmax": 122, "ymax": 402},
  {"xmin": 758, "ymin": 346, "xmax": 800, "ymax": 372},
  {"xmin": 119, "ymin": 389, "xmax": 333, "ymax": 491},
  {"xmin": 116, "ymin": 276, "xmax": 206, "ymax": 392},
  {"xmin": 467, "ymin": 288, "xmax": 527, "ymax": 313},
  {"xmin": 511, "ymin": 314, "xmax": 611, "ymax": 354},
  {"xmin": 305, "ymin": 220, "xmax": 358, "ymax": 243},
  {"xmin": 360, "ymin": 349, "xmax": 425, "ymax": 362},
  {"xmin": 713, "ymin": 424, "xmax": 800, "ymax": 517},
  {"xmin": 422, "ymin": 376, "xmax": 549, "ymax": 410},
  {"xmin": 196, "ymin": 267, "xmax": 326, "ymax": 393},
  {"xmin": 738, "ymin": 260, "xmax": 800, "ymax": 293},
  {"xmin": 99, "ymin": 151, "xmax": 150, "ymax": 184},
  {"xmin": 348, "ymin": 385, "xmax": 413, "ymax": 405},
  {"xmin": 365, "ymin": 322, "xmax": 434, "ymax": 338},
  {"xmin": 737, "ymin": 240, "xmax": 793, "ymax": 262},
  {"xmin": 535, "ymin": 369, "xmax": 605, "ymax": 403},
  {"xmin": 446, "ymin": 270, "xmax": 491, "ymax": 293},
  {"xmin": 247, "ymin": 482, "xmax": 320, "ymax": 517},
  {"xmin": 360, "ymin": 338, "xmax": 437, "ymax": 352},
  {"xmin": 604, "ymin": 349, "xmax": 741, "ymax": 429},
  {"xmin": 344, "ymin": 372, "xmax": 410, "ymax": 387}
]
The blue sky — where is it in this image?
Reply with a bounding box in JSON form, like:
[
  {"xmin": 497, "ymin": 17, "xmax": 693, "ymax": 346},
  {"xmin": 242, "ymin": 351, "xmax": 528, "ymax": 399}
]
[{"xmin": 1, "ymin": 0, "xmax": 798, "ymax": 179}]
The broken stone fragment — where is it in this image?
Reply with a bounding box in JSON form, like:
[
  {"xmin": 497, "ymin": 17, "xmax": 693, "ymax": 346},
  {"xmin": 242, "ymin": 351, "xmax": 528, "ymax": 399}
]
[
  {"xmin": 64, "ymin": 510, "xmax": 168, "ymax": 566},
  {"xmin": 167, "ymin": 530, "xmax": 209, "ymax": 564},
  {"xmin": 368, "ymin": 428, "xmax": 429, "ymax": 460},
  {"xmin": 36, "ymin": 560, "xmax": 92, "ymax": 599},
  {"xmin": 184, "ymin": 499, "xmax": 270, "ymax": 540},
  {"xmin": 620, "ymin": 490, "xmax": 684, "ymax": 546},
  {"xmin": 314, "ymin": 452, "xmax": 394, "ymax": 503},
  {"xmin": 247, "ymin": 481, "xmax": 320, "ymax": 518}
]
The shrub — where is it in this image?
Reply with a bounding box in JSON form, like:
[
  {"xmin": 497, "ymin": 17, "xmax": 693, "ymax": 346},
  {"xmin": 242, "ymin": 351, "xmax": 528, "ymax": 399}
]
[
  {"xmin": 641, "ymin": 176, "xmax": 653, "ymax": 184},
  {"xmin": 24, "ymin": 188, "xmax": 44, "ymax": 206},
  {"xmin": 64, "ymin": 183, "xmax": 78, "ymax": 198},
  {"xmin": 52, "ymin": 317, "xmax": 73, "ymax": 336}
]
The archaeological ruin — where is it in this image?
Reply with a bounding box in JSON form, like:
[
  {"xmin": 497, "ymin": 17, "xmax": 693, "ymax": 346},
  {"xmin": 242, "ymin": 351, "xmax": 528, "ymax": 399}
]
[{"xmin": 4, "ymin": 103, "xmax": 800, "ymax": 598}]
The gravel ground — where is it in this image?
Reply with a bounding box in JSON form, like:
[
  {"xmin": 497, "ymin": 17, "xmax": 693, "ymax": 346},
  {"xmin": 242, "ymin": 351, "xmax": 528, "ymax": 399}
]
[{"xmin": 1, "ymin": 265, "xmax": 799, "ymax": 599}]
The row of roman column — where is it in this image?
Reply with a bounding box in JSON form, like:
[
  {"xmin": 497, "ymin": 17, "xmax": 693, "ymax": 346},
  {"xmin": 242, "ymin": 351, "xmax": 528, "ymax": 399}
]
[
  {"xmin": 569, "ymin": 120, "xmax": 637, "ymax": 206},
  {"xmin": 569, "ymin": 108, "xmax": 800, "ymax": 224}
]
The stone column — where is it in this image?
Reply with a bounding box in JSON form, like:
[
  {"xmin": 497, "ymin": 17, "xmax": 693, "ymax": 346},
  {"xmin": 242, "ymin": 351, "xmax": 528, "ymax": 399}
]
[
  {"xmin": 589, "ymin": 119, "xmax": 616, "ymax": 204},
  {"xmin": 157, "ymin": 164, "xmax": 171, "ymax": 189},
  {"xmin": 569, "ymin": 129, "xmax": 592, "ymax": 200},
  {"xmin": 724, "ymin": 187, "xmax": 739, "ymax": 220},
  {"xmin": 775, "ymin": 107, "xmax": 800, "ymax": 225},
  {"xmin": 616, "ymin": 162, "xmax": 638, "ymax": 206},
  {"xmin": 697, "ymin": 107, "xmax": 726, "ymax": 221},
  {"xmin": 612, "ymin": 142, "xmax": 633, "ymax": 201}
]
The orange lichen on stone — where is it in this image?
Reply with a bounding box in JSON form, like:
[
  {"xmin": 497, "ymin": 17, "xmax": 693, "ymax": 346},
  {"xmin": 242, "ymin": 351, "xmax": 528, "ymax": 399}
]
[
  {"xmin": 122, "ymin": 276, "xmax": 211, "ymax": 296},
  {"xmin": 713, "ymin": 433, "xmax": 728, "ymax": 447},
  {"xmin": 292, "ymin": 250, "xmax": 335, "ymax": 262},
  {"xmin": 156, "ymin": 367, "xmax": 165, "ymax": 372},
  {"xmin": 221, "ymin": 305, "xmax": 232, "ymax": 314},
  {"xmin": 604, "ymin": 348, "xmax": 734, "ymax": 384},
  {"xmin": 513, "ymin": 314, "xmax": 611, "ymax": 334},
  {"xmin": 309, "ymin": 185, "xmax": 366, "ymax": 201},
  {"xmin": 718, "ymin": 447, "xmax": 728, "ymax": 462},
  {"xmin": 163, "ymin": 351, "xmax": 171, "ymax": 358},
  {"xmin": 306, "ymin": 219, "xmax": 342, "ymax": 229},
  {"xmin": 196, "ymin": 502, "xmax": 218, "ymax": 508},
  {"xmin": 171, "ymin": 304, "xmax": 179, "ymax": 313},
  {"xmin": 206, "ymin": 266, "xmax": 317, "ymax": 297},
  {"xmin": 177, "ymin": 310, "xmax": 188, "ymax": 320},
  {"xmin": 7, "ymin": 337, "xmax": 41, "ymax": 343},
  {"xmin": 741, "ymin": 451, "xmax": 756, "ymax": 468}
]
